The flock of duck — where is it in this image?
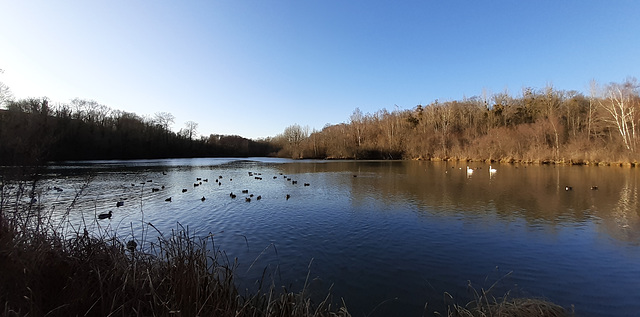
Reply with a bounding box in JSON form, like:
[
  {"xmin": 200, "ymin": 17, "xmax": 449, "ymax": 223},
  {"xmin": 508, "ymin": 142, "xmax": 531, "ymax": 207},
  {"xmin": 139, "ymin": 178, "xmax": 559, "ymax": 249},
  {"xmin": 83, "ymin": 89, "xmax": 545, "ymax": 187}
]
[{"xmin": 97, "ymin": 170, "xmax": 308, "ymax": 220}]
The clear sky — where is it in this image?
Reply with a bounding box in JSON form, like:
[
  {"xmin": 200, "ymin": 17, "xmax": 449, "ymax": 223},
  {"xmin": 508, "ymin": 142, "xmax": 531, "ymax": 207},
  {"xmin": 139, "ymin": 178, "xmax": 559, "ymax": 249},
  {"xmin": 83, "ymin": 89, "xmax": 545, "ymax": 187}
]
[{"xmin": 1, "ymin": 1, "xmax": 639, "ymax": 140}]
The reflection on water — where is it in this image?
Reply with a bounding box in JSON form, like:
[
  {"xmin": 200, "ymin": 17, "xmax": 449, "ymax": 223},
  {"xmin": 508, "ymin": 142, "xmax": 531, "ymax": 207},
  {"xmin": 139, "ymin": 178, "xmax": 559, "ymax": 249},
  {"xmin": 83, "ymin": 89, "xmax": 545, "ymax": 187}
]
[{"xmin": 3, "ymin": 159, "xmax": 640, "ymax": 316}]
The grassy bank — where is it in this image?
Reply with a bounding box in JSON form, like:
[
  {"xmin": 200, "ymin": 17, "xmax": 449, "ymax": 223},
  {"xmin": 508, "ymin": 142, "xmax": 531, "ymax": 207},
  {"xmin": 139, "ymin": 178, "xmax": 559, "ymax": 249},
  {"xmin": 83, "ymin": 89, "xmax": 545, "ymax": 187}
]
[{"xmin": 0, "ymin": 179, "xmax": 571, "ymax": 317}]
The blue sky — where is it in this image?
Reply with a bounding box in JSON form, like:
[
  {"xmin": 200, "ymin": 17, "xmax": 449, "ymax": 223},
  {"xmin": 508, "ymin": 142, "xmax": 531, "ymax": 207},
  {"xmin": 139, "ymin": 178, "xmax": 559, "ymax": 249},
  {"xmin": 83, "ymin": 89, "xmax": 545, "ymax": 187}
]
[{"xmin": 1, "ymin": 1, "xmax": 639, "ymax": 139}]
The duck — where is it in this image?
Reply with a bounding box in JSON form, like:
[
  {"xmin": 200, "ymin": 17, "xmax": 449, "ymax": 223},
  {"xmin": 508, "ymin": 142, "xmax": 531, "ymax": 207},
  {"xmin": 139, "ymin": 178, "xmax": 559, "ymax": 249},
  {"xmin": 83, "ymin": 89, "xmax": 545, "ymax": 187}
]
[
  {"xmin": 286, "ymin": 194, "xmax": 291, "ymax": 200},
  {"xmin": 565, "ymin": 186, "xmax": 573, "ymax": 191},
  {"xmin": 126, "ymin": 240, "xmax": 137, "ymax": 252},
  {"xmin": 182, "ymin": 189, "xmax": 188, "ymax": 193},
  {"xmin": 245, "ymin": 197, "xmax": 251, "ymax": 202},
  {"xmin": 591, "ymin": 186, "xmax": 598, "ymax": 190},
  {"xmin": 165, "ymin": 197, "xmax": 172, "ymax": 202},
  {"xmin": 201, "ymin": 196, "xmax": 206, "ymax": 201},
  {"xmin": 98, "ymin": 210, "xmax": 113, "ymax": 219},
  {"xmin": 256, "ymin": 195, "xmax": 262, "ymax": 200},
  {"xmin": 116, "ymin": 201, "xmax": 124, "ymax": 207}
]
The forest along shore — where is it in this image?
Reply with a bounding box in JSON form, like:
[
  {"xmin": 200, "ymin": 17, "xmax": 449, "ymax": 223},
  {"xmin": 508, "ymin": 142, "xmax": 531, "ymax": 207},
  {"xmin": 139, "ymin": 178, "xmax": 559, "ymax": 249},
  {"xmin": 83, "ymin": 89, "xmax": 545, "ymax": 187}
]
[{"xmin": 1, "ymin": 79, "xmax": 639, "ymax": 167}]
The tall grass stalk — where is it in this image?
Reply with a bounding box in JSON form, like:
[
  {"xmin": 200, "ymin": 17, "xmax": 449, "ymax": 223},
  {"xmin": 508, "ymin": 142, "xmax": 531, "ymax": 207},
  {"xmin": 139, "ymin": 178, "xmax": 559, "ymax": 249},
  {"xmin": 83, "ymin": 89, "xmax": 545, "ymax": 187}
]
[{"xmin": 435, "ymin": 274, "xmax": 573, "ymax": 317}]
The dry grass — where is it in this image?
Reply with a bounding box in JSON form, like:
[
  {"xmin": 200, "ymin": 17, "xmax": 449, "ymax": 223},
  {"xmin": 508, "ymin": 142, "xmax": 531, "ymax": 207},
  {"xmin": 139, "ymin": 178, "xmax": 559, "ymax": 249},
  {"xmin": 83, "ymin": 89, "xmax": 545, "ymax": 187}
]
[{"xmin": 435, "ymin": 274, "xmax": 572, "ymax": 317}]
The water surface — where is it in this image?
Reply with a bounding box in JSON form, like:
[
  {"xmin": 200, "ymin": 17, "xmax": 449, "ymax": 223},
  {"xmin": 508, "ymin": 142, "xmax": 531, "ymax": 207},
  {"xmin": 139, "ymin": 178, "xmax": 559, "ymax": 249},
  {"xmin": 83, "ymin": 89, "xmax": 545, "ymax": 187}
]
[{"xmin": 10, "ymin": 159, "xmax": 640, "ymax": 316}]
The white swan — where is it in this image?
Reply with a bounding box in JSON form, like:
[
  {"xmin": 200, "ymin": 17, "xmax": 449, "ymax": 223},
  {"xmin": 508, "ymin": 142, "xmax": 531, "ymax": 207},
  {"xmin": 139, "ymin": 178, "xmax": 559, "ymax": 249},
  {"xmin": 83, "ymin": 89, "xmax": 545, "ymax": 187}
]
[
  {"xmin": 466, "ymin": 166, "xmax": 474, "ymax": 174},
  {"xmin": 489, "ymin": 165, "xmax": 497, "ymax": 173}
]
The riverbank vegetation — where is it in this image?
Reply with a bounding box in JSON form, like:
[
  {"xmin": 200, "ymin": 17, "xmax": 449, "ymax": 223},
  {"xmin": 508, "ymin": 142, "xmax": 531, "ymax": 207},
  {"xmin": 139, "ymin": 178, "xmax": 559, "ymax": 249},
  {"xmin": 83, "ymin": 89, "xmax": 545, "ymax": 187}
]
[
  {"xmin": 273, "ymin": 78, "xmax": 640, "ymax": 165},
  {"xmin": 1, "ymin": 77, "xmax": 638, "ymax": 166},
  {"xmin": 0, "ymin": 98, "xmax": 276, "ymax": 165}
]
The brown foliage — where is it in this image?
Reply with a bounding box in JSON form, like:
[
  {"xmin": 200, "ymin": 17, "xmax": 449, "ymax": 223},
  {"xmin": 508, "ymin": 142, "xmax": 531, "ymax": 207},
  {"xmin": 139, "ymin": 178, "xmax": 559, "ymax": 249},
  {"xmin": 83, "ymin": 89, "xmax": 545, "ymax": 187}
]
[{"xmin": 274, "ymin": 79, "xmax": 640, "ymax": 164}]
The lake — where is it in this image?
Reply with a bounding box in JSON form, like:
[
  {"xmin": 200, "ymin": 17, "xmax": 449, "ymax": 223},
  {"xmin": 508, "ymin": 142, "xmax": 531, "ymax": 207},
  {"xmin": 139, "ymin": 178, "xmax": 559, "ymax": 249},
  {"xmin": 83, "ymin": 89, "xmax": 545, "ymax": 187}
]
[{"xmin": 12, "ymin": 158, "xmax": 640, "ymax": 316}]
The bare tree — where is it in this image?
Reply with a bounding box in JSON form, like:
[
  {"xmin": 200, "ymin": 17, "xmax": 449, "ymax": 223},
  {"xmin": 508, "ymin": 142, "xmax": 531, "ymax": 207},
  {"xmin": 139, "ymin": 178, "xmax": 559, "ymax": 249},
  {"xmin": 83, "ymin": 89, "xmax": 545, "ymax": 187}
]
[
  {"xmin": 282, "ymin": 124, "xmax": 308, "ymax": 158},
  {"xmin": 154, "ymin": 112, "xmax": 175, "ymax": 132},
  {"xmin": 184, "ymin": 121, "xmax": 199, "ymax": 141},
  {"xmin": 588, "ymin": 79, "xmax": 598, "ymax": 140},
  {"xmin": 0, "ymin": 69, "xmax": 14, "ymax": 109},
  {"xmin": 599, "ymin": 78, "xmax": 640, "ymax": 152},
  {"xmin": 350, "ymin": 108, "xmax": 364, "ymax": 147}
]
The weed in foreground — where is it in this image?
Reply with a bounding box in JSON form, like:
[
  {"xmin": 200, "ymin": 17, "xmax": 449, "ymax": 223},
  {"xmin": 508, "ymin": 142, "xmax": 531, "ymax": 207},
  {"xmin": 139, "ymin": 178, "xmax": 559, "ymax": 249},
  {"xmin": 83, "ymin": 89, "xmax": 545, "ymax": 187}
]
[{"xmin": 434, "ymin": 274, "xmax": 573, "ymax": 317}]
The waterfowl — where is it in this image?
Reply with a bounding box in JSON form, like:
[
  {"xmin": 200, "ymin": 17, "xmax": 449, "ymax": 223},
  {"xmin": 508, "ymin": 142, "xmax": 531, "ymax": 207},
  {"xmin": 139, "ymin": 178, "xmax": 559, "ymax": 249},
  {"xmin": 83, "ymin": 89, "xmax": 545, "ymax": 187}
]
[
  {"xmin": 292, "ymin": 180, "xmax": 298, "ymax": 184},
  {"xmin": 230, "ymin": 192, "xmax": 236, "ymax": 198},
  {"xmin": 245, "ymin": 197, "xmax": 251, "ymax": 202},
  {"xmin": 126, "ymin": 240, "xmax": 137, "ymax": 252},
  {"xmin": 196, "ymin": 177, "xmax": 201, "ymax": 181},
  {"xmin": 256, "ymin": 195, "xmax": 262, "ymax": 200},
  {"xmin": 98, "ymin": 210, "xmax": 113, "ymax": 219},
  {"xmin": 591, "ymin": 186, "xmax": 598, "ymax": 190},
  {"xmin": 182, "ymin": 189, "xmax": 188, "ymax": 193},
  {"xmin": 201, "ymin": 196, "xmax": 206, "ymax": 201},
  {"xmin": 165, "ymin": 197, "xmax": 172, "ymax": 202},
  {"xmin": 242, "ymin": 189, "xmax": 249, "ymax": 194},
  {"xmin": 489, "ymin": 166, "xmax": 497, "ymax": 173},
  {"xmin": 565, "ymin": 186, "xmax": 572, "ymax": 191},
  {"xmin": 466, "ymin": 166, "xmax": 474, "ymax": 174},
  {"xmin": 116, "ymin": 201, "xmax": 124, "ymax": 207},
  {"xmin": 304, "ymin": 183, "xmax": 310, "ymax": 186},
  {"xmin": 151, "ymin": 188, "xmax": 160, "ymax": 192},
  {"xmin": 286, "ymin": 194, "xmax": 291, "ymax": 200}
]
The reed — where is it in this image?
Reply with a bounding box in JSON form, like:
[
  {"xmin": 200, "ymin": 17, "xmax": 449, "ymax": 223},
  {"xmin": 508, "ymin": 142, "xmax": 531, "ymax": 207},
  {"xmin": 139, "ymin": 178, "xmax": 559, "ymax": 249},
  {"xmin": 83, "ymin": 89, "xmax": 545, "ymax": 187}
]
[{"xmin": 435, "ymin": 275, "xmax": 572, "ymax": 317}]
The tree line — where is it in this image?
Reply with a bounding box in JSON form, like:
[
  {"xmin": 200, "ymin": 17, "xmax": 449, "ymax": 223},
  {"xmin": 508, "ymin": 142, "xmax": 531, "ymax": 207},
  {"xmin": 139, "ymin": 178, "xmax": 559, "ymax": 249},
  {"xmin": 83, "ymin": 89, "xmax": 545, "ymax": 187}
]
[
  {"xmin": 272, "ymin": 78, "xmax": 640, "ymax": 165},
  {"xmin": 0, "ymin": 96, "xmax": 276, "ymax": 166}
]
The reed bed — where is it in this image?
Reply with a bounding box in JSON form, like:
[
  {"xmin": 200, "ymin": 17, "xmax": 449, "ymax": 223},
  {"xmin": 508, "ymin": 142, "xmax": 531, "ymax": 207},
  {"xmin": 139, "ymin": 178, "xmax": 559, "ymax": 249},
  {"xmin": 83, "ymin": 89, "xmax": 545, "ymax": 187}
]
[{"xmin": 435, "ymin": 277, "xmax": 572, "ymax": 317}]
